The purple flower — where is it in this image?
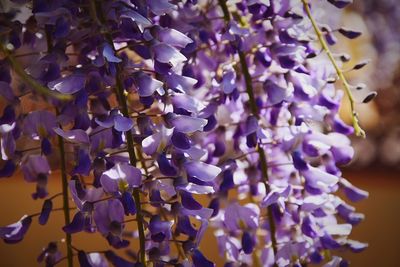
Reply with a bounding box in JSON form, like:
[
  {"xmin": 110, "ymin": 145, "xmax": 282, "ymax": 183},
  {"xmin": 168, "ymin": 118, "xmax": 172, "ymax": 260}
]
[
  {"xmin": 54, "ymin": 127, "xmax": 90, "ymax": 144},
  {"xmin": 156, "ymin": 28, "xmax": 193, "ymax": 48},
  {"xmin": 100, "ymin": 163, "xmax": 142, "ymax": 194},
  {"xmin": 23, "ymin": 111, "xmax": 56, "ymax": 139},
  {"xmin": 38, "ymin": 199, "xmax": 53, "ymax": 225},
  {"xmin": 184, "ymin": 161, "xmax": 222, "ymax": 182},
  {"xmin": 48, "ymin": 74, "xmax": 86, "ymax": 94},
  {"xmin": 224, "ymin": 203, "xmax": 260, "ymax": 231},
  {"xmin": 165, "ymin": 113, "xmax": 208, "ymax": 134},
  {"xmin": 340, "ymin": 178, "xmax": 369, "ymax": 202},
  {"xmin": 94, "ymin": 199, "xmax": 125, "ymax": 236},
  {"xmin": 0, "ymin": 215, "xmax": 32, "ymax": 243},
  {"xmin": 149, "ymin": 215, "xmax": 173, "ymax": 242},
  {"xmin": 134, "ymin": 73, "xmax": 163, "ymax": 97},
  {"xmin": 142, "ymin": 125, "xmax": 173, "ymax": 155},
  {"xmin": 37, "ymin": 242, "xmax": 62, "ymax": 266},
  {"xmin": 21, "ymin": 155, "xmax": 50, "ymax": 199},
  {"xmin": 152, "ymin": 43, "xmax": 187, "ymax": 66},
  {"xmin": 148, "ymin": 0, "xmax": 176, "ymax": 15},
  {"xmin": 192, "ymin": 249, "xmax": 215, "ymax": 267}
]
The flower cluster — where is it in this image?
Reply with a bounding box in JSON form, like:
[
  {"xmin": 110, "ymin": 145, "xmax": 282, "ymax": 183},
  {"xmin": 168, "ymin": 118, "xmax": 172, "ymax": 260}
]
[{"xmin": 0, "ymin": 0, "xmax": 370, "ymax": 266}]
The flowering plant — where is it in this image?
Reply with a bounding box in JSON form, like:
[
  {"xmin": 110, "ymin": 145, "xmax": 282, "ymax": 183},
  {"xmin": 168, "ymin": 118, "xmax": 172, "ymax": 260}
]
[{"xmin": 0, "ymin": 0, "xmax": 372, "ymax": 266}]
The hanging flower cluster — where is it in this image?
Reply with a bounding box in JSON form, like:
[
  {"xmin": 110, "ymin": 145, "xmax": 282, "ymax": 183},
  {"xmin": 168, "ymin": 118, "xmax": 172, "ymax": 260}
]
[{"xmin": 0, "ymin": 0, "xmax": 371, "ymax": 266}]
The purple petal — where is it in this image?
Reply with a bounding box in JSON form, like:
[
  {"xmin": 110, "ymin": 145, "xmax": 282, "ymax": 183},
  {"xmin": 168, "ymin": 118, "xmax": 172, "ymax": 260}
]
[
  {"xmin": 54, "ymin": 127, "xmax": 89, "ymax": 144},
  {"xmin": 148, "ymin": 0, "xmax": 176, "ymax": 15},
  {"xmin": 180, "ymin": 191, "xmax": 202, "ymax": 210},
  {"xmin": 142, "ymin": 132, "xmax": 162, "ymax": 155},
  {"xmin": 120, "ymin": 10, "xmax": 151, "ymax": 32},
  {"xmin": 320, "ymin": 234, "xmax": 341, "ymax": 249},
  {"xmin": 195, "ymin": 219, "xmax": 209, "ymax": 246},
  {"xmin": 224, "ymin": 203, "xmax": 260, "ymax": 231},
  {"xmin": 166, "ymin": 74, "xmax": 198, "ymax": 93},
  {"xmin": 87, "ymin": 253, "xmax": 108, "ymax": 267},
  {"xmin": 338, "ymin": 27, "xmax": 361, "ymax": 39},
  {"xmin": 346, "ymin": 240, "xmax": 368, "ymax": 253},
  {"xmin": 0, "ymin": 215, "xmax": 32, "ymax": 243},
  {"xmin": 0, "ymin": 160, "xmax": 16, "ymax": 178},
  {"xmin": 121, "ymin": 191, "xmax": 136, "ymax": 215},
  {"xmin": 333, "ymin": 116, "xmax": 354, "ymax": 135},
  {"xmin": 264, "ymin": 80, "xmax": 288, "ymax": 105},
  {"xmin": 216, "ymin": 234, "xmax": 240, "ymax": 261},
  {"xmin": 23, "ymin": 110, "xmax": 57, "ymax": 138},
  {"xmin": 48, "ymin": 74, "xmax": 85, "ymax": 94},
  {"xmin": 222, "ymin": 70, "xmax": 236, "ymax": 94},
  {"xmin": 303, "ymin": 167, "xmax": 339, "ymax": 188},
  {"xmin": 152, "ymin": 43, "xmax": 187, "ymax": 66},
  {"xmin": 157, "ymin": 153, "xmax": 177, "ymax": 176},
  {"xmin": 292, "ymin": 151, "xmax": 308, "ymax": 171},
  {"xmin": 192, "ymin": 249, "xmax": 215, "ymax": 267},
  {"xmin": 262, "ymin": 186, "xmax": 291, "ymax": 207},
  {"xmin": 184, "ymin": 146, "xmax": 207, "ymax": 161},
  {"xmin": 324, "ymin": 224, "xmax": 352, "ymax": 236},
  {"xmin": 181, "ymin": 207, "xmax": 214, "ymax": 219},
  {"xmin": 171, "ymin": 131, "xmax": 191, "ymax": 150},
  {"xmin": 177, "ymin": 183, "xmax": 215, "ymax": 195},
  {"xmin": 242, "ymin": 232, "xmax": 256, "ymax": 254},
  {"xmin": 184, "ymin": 161, "xmax": 221, "ymax": 182},
  {"xmin": 100, "ymin": 163, "xmax": 142, "ymax": 193},
  {"xmin": 340, "ymin": 179, "xmax": 369, "ymax": 202},
  {"xmin": 244, "ymin": 115, "xmax": 258, "ymax": 135},
  {"xmin": 103, "ymin": 44, "xmax": 122, "ymax": 63},
  {"xmin": 158, "ymin": 28, "xmax": 193, "ymax": 48},
  {"xmin": 134, "ymin": 72, "xmax": 163, "ymax": 97},
  {"xmin": 166, "ymin": 113, "xmax": 207, "ymax": 133},
  {"xmin": 93, "ymin": 202, "xmax": 109, "ymax": 235},
  {"xmin": 301, "ymin": 216, "xmax": 318, "ymax": 238},
  {"xmin": 113, "ymin": 115, "xmax": 133, "ymax": 132},
  {"xmin": 172, "ymin": 94, "xmax": 205, "ymax": 114},
  {"xmin": 95, "ymin": 115, "xmax": 115, "ymax": 128},
  {"xmin": 72, "ymin": 149, "xmax": 91, "ymax": 176},
  {"xmin": 149, "ymin": 216, "xmax": 171, "ymax": 242},
  {"xmin": 78, "ymin": 251, "xmax": 92, "ymax": 267},
  {"xmin": 63, "ymin": 212, "xmax": 84, "ymax": 234},
  {"xmin": 0, "ymin": 81, "xmax": 16, "ymax": 102},
  {"xmin": 38, "ymin": 199, "xmax": 52, "ymax": 225},
  {"xmin": 177, "ymin": 215, "xmax": 197, "ymax": 237},
  {"xmin": 21, "ymin": 155, "xmax": 50, "ymax": 182},
  {"xmin": 327, "ymin": 0, "xmax": 353, "ymax": 8},
  {"xmin": 331, "ymin": 145, "xmax": 354, "ymax": 165},
  {"xmin": 325, "ymin": 257, "xmax": 345, "ymax": 267},
  {"xmin": 104, "ymin": 251, "xmax": 135, "ymax": 267},
  {"xmin": 108, "ymin": 199, "xmax": 124, "ymax": 223}
]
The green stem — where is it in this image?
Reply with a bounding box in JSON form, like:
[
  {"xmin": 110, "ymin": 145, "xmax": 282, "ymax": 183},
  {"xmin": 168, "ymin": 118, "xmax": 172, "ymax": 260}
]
[
  {"xmin": 0, "ymin": 46, "xmax": 71, "ymax": 101},
  {"xmin": 44, "ymin": 26, "xmax": 73, "ymax": 267},
  {"xmin": 217, "ymin": 0, "xmax": 278, "ymax": 259},
  {"xmin": 238, "ymin": 51, "xmax": 259, "ymax": 116},
  {"xmin": 301, "ymin": 0, "xmax": 365, "ymax": 137},
  {"xmin": 90, "ymin": 1, "xmax": 147, "ymax": 264},
  {"xmin": 115, "ymin": 66, "xmax": 147, "ymax": 266},
  {"xmin": 56, "ymin": 109, "xmax": 74, "ymax": 267}
]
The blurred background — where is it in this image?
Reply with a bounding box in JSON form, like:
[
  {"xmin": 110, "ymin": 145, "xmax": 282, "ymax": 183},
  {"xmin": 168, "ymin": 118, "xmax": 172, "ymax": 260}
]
[{"xmin": 0, "ymin": 0, "xmax": 399, "ymax": 266}]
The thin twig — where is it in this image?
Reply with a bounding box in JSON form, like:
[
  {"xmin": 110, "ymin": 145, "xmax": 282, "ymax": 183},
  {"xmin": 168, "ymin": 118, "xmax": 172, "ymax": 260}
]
[
  {"xmin": 301, "ymin": 0, "xmax": 365, "ymax": 137},
  {"xmin": 217, "ymin": 0, "xmax": 278, "ymax": 261},
  {"xmin": 90, "ymin": 0, "xmax": 147, "ymax": 265}
]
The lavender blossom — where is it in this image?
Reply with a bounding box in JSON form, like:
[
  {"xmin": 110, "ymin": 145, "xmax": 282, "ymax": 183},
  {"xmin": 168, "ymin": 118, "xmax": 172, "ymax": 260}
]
[{"xmin": 0, "ymin": 0, "xmax": 371, "ymax": 266}]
